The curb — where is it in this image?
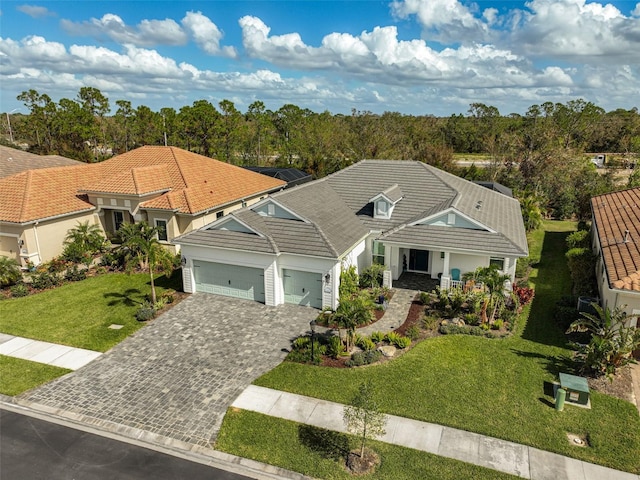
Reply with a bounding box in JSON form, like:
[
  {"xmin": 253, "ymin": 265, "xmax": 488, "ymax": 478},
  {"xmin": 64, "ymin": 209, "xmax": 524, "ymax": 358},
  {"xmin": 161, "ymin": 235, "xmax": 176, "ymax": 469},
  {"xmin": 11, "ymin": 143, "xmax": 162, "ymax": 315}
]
[{"xmin": 0, "ymin": 394, "xmax": 311, "ymax": 480}]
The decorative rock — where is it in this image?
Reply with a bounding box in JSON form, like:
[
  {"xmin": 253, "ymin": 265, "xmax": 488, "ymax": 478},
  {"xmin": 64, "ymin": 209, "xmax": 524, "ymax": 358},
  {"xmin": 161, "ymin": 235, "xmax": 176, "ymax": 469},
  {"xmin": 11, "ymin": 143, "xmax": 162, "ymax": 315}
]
[
  {"xmin": 440, "ymin": 319, "xmax": 449, "ymax": 326},
  {"xmin": 378, "ymin": 345, "xmax": 397, "ymax": 357}
]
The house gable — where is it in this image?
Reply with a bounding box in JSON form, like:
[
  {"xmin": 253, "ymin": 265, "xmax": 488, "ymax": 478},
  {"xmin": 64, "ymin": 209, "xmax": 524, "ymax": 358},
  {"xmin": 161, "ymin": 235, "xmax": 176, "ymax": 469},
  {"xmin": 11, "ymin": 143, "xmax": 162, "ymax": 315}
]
[
  {"xmin": 413, "ymin": 207, "xmax": 494, "ymax": 232},
  {"xmin": 252, "ymin": 198, "xmax": 306, "ymax": 222},
  {"xmin": 208, "ymin": 216, "xmax": 260, "ymax": 235}
]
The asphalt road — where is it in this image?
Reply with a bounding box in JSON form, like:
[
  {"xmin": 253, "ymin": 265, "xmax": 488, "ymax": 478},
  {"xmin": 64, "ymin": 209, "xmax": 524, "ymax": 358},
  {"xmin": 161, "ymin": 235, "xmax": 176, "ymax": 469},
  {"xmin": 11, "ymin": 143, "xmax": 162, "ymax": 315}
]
[{"xmin": 0, "ymin": 409, "xmax": 251, "ymax": 480}]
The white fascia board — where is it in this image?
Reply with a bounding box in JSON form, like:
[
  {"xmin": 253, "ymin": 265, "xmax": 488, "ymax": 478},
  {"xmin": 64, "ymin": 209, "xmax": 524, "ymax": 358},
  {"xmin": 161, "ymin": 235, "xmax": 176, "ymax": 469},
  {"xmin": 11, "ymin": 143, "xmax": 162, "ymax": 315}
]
[
  {"xmin": 380, "ymin": 239, "xmax": 526, "ymax": 258},
  {"xmin": 410, "ymin": 207, "xmax": 495, "ymax": 233},
  {"xmin": 205, "ymin": 215, "xmax": 264, "ymax": 237},
  {"xmin": 253, "ymin": 197, "xmax": 310, "ymax": 223}
]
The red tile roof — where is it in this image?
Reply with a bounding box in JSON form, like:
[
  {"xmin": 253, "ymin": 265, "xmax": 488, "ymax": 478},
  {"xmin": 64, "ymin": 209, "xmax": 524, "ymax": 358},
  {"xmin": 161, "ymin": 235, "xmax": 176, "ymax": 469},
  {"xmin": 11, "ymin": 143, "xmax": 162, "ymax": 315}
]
[
  {"xmin": 0, "ymin": 165, "xmax": 99, "ymax": 223},
  {"xmin": 0, "ymin": 146, "xmax": 286, "ymax": 224},
  {"xmin": 591, "ymin": 187, "xmax": 640, "ymax": 291}
]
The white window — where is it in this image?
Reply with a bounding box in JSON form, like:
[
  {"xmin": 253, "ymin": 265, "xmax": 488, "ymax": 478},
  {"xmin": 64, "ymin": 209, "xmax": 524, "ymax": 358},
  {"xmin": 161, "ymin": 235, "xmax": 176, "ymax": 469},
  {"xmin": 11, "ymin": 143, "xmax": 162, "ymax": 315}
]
[
  {"xmin": 155, "ymin": 219, "xmax": 168, "ymax": 241},
  {"xmin": 376, "ymin": 200, "xmax": 388, "ymax": 216},
  {"xmin": 372, "ymin": 241, "xmax": 385, "ymax": 265},
  {"xmin": 447, "ymin": 213, "xmax": 455, "ymax": 225},
  {"xmin": 267, "ymin": 204, "xmax": 276, "ymax": 216},
  {"xmin": 489, "ymin": 257, "xmax": 505, "ymax": 270},
  {"xmin": 113, "ymin": 211, "xmax": 124, "ymax": 232}
]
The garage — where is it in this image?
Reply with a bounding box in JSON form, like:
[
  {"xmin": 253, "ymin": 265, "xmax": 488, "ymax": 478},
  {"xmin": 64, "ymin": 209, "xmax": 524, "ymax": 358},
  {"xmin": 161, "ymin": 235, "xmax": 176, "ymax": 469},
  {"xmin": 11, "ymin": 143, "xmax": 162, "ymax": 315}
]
[
  {"xmin": 193, "ymin": 260, "xmax": 265, "ymax": 303},
  {"xmin": 283, "ymin": 269, "xmax": 323, "ymax": 308}
]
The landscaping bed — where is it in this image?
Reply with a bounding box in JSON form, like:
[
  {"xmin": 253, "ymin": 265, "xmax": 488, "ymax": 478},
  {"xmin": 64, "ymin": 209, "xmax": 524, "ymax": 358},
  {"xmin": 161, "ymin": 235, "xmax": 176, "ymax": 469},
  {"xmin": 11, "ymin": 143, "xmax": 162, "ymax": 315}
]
[{"xmin": 224, "ymin": 221, "xmax": 640, "ymax": 475}]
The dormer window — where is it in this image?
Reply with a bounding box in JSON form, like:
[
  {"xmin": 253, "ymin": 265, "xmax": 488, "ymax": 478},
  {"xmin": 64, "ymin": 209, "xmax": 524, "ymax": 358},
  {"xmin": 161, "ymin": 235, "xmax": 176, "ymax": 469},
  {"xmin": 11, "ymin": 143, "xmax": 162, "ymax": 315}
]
[{"xmin": 370, "ymin": 184, "xmax": 403, "ymax": 220}]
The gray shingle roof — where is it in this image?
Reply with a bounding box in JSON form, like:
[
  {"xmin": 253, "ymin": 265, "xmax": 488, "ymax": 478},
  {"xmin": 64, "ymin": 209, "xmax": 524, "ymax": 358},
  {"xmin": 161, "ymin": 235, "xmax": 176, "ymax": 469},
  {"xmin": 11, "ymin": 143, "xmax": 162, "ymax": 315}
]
[{"xmin": 175, "ymin": 159, "xmax": 528, "ymax": 259}]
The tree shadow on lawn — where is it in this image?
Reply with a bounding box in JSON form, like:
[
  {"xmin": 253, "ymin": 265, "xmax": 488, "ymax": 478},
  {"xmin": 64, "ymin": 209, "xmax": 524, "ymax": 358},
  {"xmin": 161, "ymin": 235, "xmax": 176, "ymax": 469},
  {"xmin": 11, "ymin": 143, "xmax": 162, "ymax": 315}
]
[
  {"xmin": 521, "ymin": 230, "xmax": 574, "ymax": 348},
  {"xmin": 298, "ymin": 424, "xmax": 350, "ymax": 462},
  {"xmin": 104, "ymin": 288, "xmax": 143, "ymax": 307},
  {"xmin": 151, "ymin": 270, "xmax": 183, "ymax": 291},
  {"xmin": 511, "ymin": 348, "xmax": 578, "ymax": 379}
]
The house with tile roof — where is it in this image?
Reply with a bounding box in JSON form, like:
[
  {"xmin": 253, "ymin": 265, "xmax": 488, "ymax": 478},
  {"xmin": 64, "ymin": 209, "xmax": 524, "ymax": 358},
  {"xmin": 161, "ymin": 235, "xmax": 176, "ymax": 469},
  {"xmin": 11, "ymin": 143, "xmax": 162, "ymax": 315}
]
[
  {"xmin": 591, "ymin": 187, "xmax": 640, "ymax": 327},
  {"xmin": 0, "ymin": 146, "xmax": 286, "ymax": 266},
  {"xmin": 174, "ymin": 160, "xmax": 529, "ymax": 310},
  {"xmin": 0, "ymin": 145, "xmax": 80, "ymax": 179}
]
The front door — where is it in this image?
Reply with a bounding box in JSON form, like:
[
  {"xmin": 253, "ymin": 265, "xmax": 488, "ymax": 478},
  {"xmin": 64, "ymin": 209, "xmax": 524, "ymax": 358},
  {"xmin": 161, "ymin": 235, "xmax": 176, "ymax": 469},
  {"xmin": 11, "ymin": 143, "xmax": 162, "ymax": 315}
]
[{"xmin": 409, "ymin": 249, "xmax": 429, "ymax": 272}]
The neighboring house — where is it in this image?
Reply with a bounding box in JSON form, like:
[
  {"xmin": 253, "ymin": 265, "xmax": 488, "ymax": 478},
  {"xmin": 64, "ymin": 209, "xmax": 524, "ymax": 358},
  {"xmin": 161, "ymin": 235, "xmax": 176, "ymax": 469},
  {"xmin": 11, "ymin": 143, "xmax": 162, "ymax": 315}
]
[
  {"xmin": 591, "ymin": 187, "xmax": 640, "ymax": 327},
  {"xmin": 243, "ymin": 167, "xmax": 313, "ymax": 188},
  {"xmin": 0, "ymin": 145, "xmax": 79, "ymax": 178},
  {"xmin": 0, "ymin": 146, "xmax": 286, "ymax": 266},
  {"xmin": 175, "ymin": 160, "xmax": 529, "ymax": 310}
]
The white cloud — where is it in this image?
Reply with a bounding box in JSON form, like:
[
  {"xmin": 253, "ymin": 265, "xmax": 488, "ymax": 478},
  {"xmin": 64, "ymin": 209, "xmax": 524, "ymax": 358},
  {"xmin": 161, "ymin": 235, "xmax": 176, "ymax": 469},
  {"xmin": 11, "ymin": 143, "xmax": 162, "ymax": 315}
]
[
  {"xmin": 60, "ymin": 11, "xmax": 238, "ymax": 57},
  {"xmin": 61, "ymin": 13, "xmax": 187, "ymax": 46},
  {"xmin": 391, "ymin": 0, "xmax": 493, "ymax": 44},
  {"xmin": 633, "ymin": 3, "xmax": 640, "ymax": 17},
  {"xmin": 510, "ymin": 0, "xmax": 640, "ymax": 59},
  {"xmin": 16, "ymin": 5, "xmax": 55, "ymax": 18},
  {"xmin": 181, "ymin": 11, "xmax": 236, "ymax": 57}
]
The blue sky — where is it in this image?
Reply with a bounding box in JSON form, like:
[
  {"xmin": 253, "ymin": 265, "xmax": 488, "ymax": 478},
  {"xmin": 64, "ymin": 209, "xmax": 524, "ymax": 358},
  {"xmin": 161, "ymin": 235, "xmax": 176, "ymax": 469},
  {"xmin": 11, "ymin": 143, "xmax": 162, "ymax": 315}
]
[{"xmin": 1, "ymin": 0, "xmax": 639, "ymax": 116}]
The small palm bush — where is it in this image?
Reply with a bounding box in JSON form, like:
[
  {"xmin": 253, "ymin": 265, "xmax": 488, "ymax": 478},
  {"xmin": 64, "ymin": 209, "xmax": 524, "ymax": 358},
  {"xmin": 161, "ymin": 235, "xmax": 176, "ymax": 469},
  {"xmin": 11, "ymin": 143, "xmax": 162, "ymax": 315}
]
[{"xmin": 0, "ymin": 256, "xmax": 21, "ymax": 287}]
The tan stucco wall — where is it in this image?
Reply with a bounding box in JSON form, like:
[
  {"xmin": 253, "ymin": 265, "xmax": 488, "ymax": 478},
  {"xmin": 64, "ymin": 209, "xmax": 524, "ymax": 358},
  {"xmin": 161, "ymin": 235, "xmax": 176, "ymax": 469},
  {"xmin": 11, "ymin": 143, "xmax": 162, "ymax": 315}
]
[{"xmin": 2, "ymin": 212, "xmax": 101, "ymax": 267}]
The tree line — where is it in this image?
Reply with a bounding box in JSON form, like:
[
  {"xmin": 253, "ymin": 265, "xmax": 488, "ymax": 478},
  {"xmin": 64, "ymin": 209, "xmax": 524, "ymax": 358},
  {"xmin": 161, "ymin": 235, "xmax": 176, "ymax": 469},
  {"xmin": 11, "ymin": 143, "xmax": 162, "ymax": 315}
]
[{"xmin": 4, "ymin": 87, "xmax": 640, "ymax": 223}]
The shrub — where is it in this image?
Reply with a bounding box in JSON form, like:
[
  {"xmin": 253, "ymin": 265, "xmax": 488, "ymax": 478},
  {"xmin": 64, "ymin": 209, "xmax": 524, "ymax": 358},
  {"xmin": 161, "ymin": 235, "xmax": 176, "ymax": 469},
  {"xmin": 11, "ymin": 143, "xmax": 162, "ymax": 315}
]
[
  {"xmin": 515, "ymin": 256, "xmax": 532, "ymax": 279},
  {"xmin": 439, "ymin": 324, "xmax": 490, "ymax": 337},
  {"xmin": 359, "ymin": 264, "xmax": 385, "ymax": 288},
  {"xmin": 356, "ymin": 336, "xmax": 377, "ymax": 351},
  {"xmin": 566, "ymin": 247, "xmax": 596, "ymax": 296},
  {"xmin": 160, "ymin": 289, "xmax": 175, "ymax": 304},
  {"xmin": 370, "ymin": 331, "xmax": 385, "ymax": 344},
  {"xmin": 46, "ymin": 257, "xmax": 69, "ymax": 274},
  {"xmin": 339, "ymin": 265, "xmax": 359, "ymax": 298},
  {"xmin": 0, "ymin": 256, "xmax": 22, "ymax": 287},
  {"xmin": 30, "ymin": 271, "xmax": 61, "ymax": 290},
  {"xmin": 394, "ymin": 336, "xmax": 411, "ymax": 349},
  {"xmin": 566, "ymin": 229, "xmax": 591, "ymax": 249},
  {"xmin": 61, "ymin": 241, "xmax": 93, "ymax": 265},
  {"xmin": 135, "ymin": 302, "xmax": 156, "ymax": 322},
  {"xmin": 384, "ymin": 331, "xmax": 400, "ymax": 345},
  {"xmin": 492, "ymin": 319, "xmax": 504, "ymax": 330},
  {"xmin": 422, "ymin": 315, "xmax": 439, "ymax": 330},
  {"xmin": 406, "ymin": 325, "xmax": 420, "ymax": 340},
  {"xmin": 463, "ymin": 313, "xmax": 480, "ymax": 326},
  {"xmin": 346, "ymin": 349, "xmax": 381, "ymax": 367},
  {"xmin": 10, "ymin": 283, "xmax": 29, "ymax": 297},
  {"xmin": 63, "ymin": 265, "xmax": 86, "ymax": 282},
  {"xmin": 513, "ymin": 285, "xmax": 535, "ymax": 305},
  {"xmin": 292, "ymin": 336, "xmax": 311, "ymax": 350},
  {"xmin": 326, "ymin": 335, "xmax": 344, "ymax": 359}
]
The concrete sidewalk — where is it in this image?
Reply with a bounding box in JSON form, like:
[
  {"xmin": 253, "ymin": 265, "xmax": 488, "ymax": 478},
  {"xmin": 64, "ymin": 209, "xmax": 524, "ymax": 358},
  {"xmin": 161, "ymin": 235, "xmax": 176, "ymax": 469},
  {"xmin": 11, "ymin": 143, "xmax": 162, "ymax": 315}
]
[
  {"xmin": 232, "ymin": 385, "xmax": 639, "ymax": 480},
  {"xmin": 0, "ymin": 333, "xmax": 101, "ymax": 370}
]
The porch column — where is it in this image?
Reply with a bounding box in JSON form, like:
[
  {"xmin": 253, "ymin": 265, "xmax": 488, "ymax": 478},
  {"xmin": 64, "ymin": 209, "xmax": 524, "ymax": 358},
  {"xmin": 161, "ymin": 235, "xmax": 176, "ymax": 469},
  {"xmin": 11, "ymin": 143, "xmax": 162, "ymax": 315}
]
[{"xmin": 443, "ymin": 251, "xmax": 450, "ymax": 276}]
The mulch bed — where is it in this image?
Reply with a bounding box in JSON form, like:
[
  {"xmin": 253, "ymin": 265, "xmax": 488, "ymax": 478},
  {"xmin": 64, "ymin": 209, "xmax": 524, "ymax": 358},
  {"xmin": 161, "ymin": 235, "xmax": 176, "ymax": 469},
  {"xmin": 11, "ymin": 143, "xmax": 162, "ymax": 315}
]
[{"xmin": 587, "ymin": 366, "xmax": 634, "ymax": 403}]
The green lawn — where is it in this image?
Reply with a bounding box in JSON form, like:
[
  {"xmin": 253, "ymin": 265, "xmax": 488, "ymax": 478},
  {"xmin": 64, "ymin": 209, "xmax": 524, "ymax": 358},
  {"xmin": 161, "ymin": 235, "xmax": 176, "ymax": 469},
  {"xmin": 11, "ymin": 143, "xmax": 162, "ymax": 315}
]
[
  {"xmin": 0, "ymin": 356, "xmax": 71, "ymax": 396},
  {"xmin": 0, "ymin": 271, "xmax": 181, "ymax": 396},
  {"xmin": 0, "ymin": 272, "xmax": 179, "ymax": 352},
  {"xmin": 217, "ymin": 410, "xmax": 518, "ymax": 480},
  {"xmin": 219, "ymin": 221, "xmax": 640, "ymax": 474}
]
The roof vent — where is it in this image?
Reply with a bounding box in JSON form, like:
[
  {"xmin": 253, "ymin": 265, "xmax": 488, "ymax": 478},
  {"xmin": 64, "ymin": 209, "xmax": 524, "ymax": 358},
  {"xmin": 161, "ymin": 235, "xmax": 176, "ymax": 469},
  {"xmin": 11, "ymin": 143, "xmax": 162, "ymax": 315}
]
[
  {"xmin": 475, "ymin": 201, "xmax": 483, "ymax": 210},
  {"xmin": 624, "ymin": 230, "xmax": 630, "ymax": 243}
]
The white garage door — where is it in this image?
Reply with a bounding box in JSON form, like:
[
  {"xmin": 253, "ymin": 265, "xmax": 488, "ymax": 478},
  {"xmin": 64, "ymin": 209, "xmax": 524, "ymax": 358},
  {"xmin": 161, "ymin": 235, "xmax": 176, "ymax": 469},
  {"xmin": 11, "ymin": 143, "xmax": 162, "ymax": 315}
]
[
  {"xmin": 0, "ymin": 235, "xmax": 19, "ymax": 261},
  {"xmin": 193, "ymin": 260, "xmax": 265, "ymax": 303},
  {"xmin": 283, "ymin": 269, "xmax": 323, "ymax": 308}
]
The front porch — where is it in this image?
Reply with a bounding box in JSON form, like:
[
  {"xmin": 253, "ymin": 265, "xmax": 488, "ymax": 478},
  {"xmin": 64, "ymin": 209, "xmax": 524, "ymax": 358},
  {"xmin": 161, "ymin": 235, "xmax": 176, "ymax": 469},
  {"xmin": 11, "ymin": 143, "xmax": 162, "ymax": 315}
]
[{"xmin": 393, "ymin": 272, "xmax": 440, "ymax": 292}]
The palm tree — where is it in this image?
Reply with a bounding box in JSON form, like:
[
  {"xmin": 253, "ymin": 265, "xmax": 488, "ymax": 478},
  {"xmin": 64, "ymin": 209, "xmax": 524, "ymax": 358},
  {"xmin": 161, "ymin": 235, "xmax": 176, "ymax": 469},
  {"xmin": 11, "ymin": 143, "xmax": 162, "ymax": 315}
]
[
  {"xmin": 567, "ymin": 303, "xmax": 640, "ymax": 376},
  {"xmin": 64, "ymin": 221, "xmax": 106, "ymax": 253},
  {"xmin": 117, "ymin": 222, "xmax": 173, "ymax": 304},
  {"xmin": 0, "ymin": 256, "xmax": 21, "ymax": 287},
  {"xmin": 519, "ymin": 194, "xmax": 543, "ymax": 232},
  {"xmin": 464, "ymin": 265, "xmax": 511, "ymax": 323},
  {"xmin": 334, "ymin": 295, "xmax": 373, "ymax": 350}
]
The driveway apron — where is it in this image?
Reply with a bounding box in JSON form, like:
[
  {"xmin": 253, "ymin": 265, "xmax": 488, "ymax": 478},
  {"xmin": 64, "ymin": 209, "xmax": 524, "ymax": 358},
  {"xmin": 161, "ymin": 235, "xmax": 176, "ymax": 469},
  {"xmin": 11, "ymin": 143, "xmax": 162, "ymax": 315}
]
[{"xmin": 19, "ymin": 294, "xmax": 318, "ymax": 448}]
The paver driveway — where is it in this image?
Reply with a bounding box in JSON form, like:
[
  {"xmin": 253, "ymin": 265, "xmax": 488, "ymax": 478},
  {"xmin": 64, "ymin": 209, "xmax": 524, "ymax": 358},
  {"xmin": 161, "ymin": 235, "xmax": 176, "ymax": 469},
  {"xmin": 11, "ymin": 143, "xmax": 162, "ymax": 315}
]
[{"xmin": 20, "ymin": 294, "xmax": 319, "ymax": 448}]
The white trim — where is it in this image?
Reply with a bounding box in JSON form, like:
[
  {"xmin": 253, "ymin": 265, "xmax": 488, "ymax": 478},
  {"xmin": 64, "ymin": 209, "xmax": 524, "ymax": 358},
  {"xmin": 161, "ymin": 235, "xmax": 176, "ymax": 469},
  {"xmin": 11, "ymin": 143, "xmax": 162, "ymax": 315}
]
[
  {"xmin": 251, "ymin": 197, "xmax": 311, "ymax": 223},
  {"xmin": 208, "ymin": 216, "xmax": 264, "ymax": 237},
  {"xmin": 154, "ymin": 218, "xmax": 169, "ymax": 242},
  {"xmin": 410, "ymin": 207, "xmax": 496, "ymax": 233}
]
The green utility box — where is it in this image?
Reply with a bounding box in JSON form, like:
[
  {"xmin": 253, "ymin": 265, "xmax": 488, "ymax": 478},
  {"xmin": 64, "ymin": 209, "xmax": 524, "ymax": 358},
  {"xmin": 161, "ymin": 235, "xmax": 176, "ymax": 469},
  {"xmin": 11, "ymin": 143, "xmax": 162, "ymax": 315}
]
[{"xmin": 559, "ymin": 373, "xmax": 590, "ymax": 407}]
